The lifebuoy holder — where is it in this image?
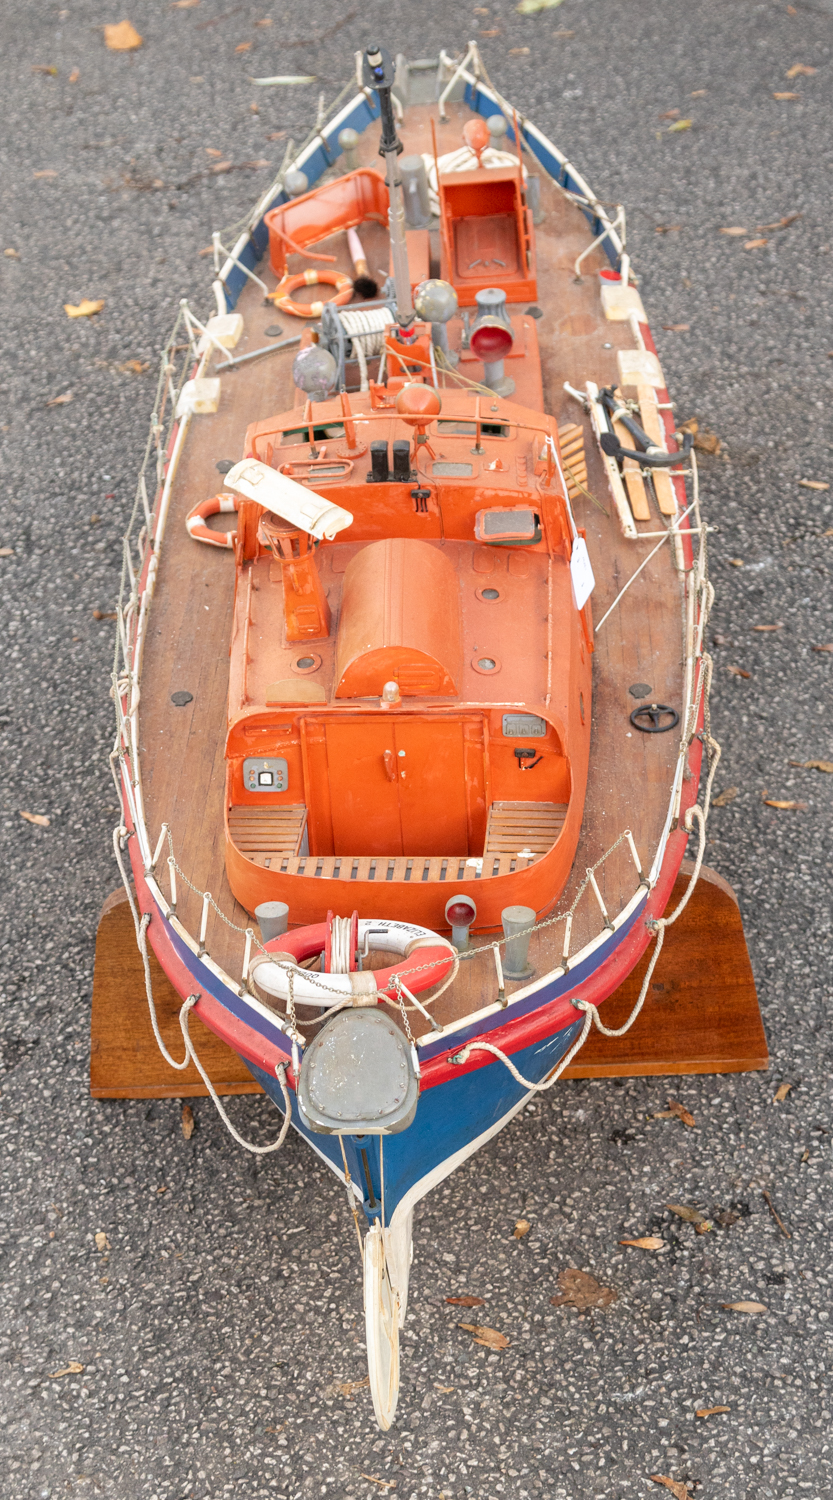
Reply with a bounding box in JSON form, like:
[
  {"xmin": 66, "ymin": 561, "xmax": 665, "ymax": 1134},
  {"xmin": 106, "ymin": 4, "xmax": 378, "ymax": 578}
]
[
  {"xmin": 270, "ymin": 267, "xmax": 353, "ymax": 320},
  {"xmin": 249, "ymin": 913, "xmax": 455, "ymax": 1007},
  {"xmin": 185, "ymin": 492, "xmax": 238, "ymax": 548}
]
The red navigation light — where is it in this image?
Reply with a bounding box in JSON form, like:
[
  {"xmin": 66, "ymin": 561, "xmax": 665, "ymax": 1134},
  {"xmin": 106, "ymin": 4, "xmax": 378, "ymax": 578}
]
[{"xmin": 470, "ymin": 318, "xmax": 514, "ymax": 361}]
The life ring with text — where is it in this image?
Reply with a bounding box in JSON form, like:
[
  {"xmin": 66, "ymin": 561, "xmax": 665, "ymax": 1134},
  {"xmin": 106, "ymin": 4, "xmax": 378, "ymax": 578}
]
[
  {"xmin": 249, "ymin": 916, "xmax": 456, "ymax": 1007},
  {"xmin": 270, "ymin": 267, "xmax": 353, "ymax": 319},
  {"xmin": 185, "ymin": 493, "xmax": 238, "ymax": 548}
]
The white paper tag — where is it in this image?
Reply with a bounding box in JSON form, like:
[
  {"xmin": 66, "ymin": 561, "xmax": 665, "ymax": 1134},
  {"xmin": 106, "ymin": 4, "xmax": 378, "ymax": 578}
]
[{"xmin": 570, "ymin": 536, "xmax": 595, "ymax": 611}]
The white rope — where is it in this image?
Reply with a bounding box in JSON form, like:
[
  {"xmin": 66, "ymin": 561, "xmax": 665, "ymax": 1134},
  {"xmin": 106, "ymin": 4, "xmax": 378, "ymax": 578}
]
[
  {"xmin": 340, "ymin": 307, "xmax": 393, "ymax": 394},
  {"xmin": 329, "ymin": 915, "xmax": 353, "ymax": 975},
  {"xmin": 450, "ymin": 803, "xmax": 708, "ymax": 1090},
  {"xmin": 112, "ymin": 826, "xmax": 190, "ymax": 1070},
  {"xmin": 422, "ymin": 147, "xmax": 527, "ymax": 216},
  {"xmin": 178, "ymin": 997, "xmax": 292, "ymax": 1155}
]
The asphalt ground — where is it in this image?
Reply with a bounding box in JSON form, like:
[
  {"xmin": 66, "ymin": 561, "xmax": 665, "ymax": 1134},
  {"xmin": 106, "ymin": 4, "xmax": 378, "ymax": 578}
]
[{"xmin": 1, "ymin": 1, "xmax": 832, "ymax": 1497}]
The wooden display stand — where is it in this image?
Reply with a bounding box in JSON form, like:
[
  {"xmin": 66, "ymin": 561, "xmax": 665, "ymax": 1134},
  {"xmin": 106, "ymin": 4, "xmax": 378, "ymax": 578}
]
[{"xmin": 89, "ymin": 862, "xmax": 767, "ymax": 1099}]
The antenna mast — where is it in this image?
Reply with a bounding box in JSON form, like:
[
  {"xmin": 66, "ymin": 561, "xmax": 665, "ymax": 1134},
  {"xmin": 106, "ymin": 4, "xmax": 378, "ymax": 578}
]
[{"xmin": 363, "ymin": 44, "xmax": 415, "ymax": 333}]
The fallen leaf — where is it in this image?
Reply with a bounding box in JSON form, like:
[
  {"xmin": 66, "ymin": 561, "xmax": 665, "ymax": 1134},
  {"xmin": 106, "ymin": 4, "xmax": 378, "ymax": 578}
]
[
  {"xmin": 446, "ymin": 1295, "xmax": 485, "ymax": 1308},
  {"xmin": 655, "ymin": 224, "xmax": 682, "ymax": 233},
  {"xmin": 509, "ymin": 46, "xmax": 530, "ymax": 54},
  {"xmin": 69, "ymin": 68, "xmax": 80, "ymax": 81},
  {"xmin": 458, "ymin": 1321, "xmax": 509, "ymax": 1351},
  {"xmin": 550, "ymin": 1268, "xmax": 617, "ymax": 1310},
  {"xmin": 649, "ymin": 1475, "xmax": 690, "ymax": 1499},
  {"xmin": 267, "ymin": 129, "xmax": 287, "ymax": 140},
  {"xmin": 172, "ymin": 0, "xmax": 200, "ymax": 7},
  {"xmin": 64, "ymin": 298, "xmax": 105, "ymax": 318},
  {"xmin": 104, "ymin": 20, "xmax": 143, "ymax": 51},
  {"xmin": 254, "ymin": 17, "xmax": 273, "ymax": 25},
  {"xmin": 0, "ymin": 547, "xmax": 14, "ymax": 556},
  {"xmin": 666, "ymin": 1099, "xmax": 696, "ymax": 1128},
  {"xmin": 667, "ymin": 119, "xmax": 693, "ymax": 132},
  {"xmin": 690, "ymin": 89, "xmax": 707, "ymax": 97},
  {"xmin": 4, "ymin": 247, "xmax": 20, "ymax": 258},
  {"xmin": 32, "ymin": 64, "xmax": 59, "ymax": 75},
  {"xmin": 744, "ymin": 238, "xmax": 768, "ymax": 249},
  {"xmin": 516, "ymin": 0, "xmax": 565, "ymax": 11},
  {"xmin": 812, "ymin": 643, "xmax": 833, "ymax": 652},
  {"xmin": 620, "ymin": 1236, "xmax": 667, "ymax": 1251},
  {"xmin": 753, "ymin": 622, "xmax": 783, "ymax": 631},
  {"xmin": 205, "ymin": 146, "xmax": 224, "ymax": 156},
  {"xmin": 774, "ymin": 1083, "xmax": 793, "ymax": 1102},
  {"xmin": 659, "ymin": 109, "xmax": 680, "ymax": 120},
  {"xmin": 763, "ymin": 1188, "xmax": 792, "ymax": 1238},
  {"xmin": 773, "ymin": 91, "xmax": 800, "ymax": 100},
  {"xmin": 359, "ymin": 1478, "xmax": 396, "ymax": 1491},
  {"xmin": 790, "ymin": 759, "xmax": 833, "ymax": 773},
  {"xmin": 94, "ymin": 1232, "xmax": 111, "ymax": 1252},
  {"xmin": 696, "ymin": 1405, "xmax": 731, "ymax": 1418},
  {"xmin": 757, "ymin": 212, "xmax": 802, "ymax": 230},
  {"xmin": 513, "ymin": 1219, "xmax": 531, "ymax": 1239},
  {"xmin": 727, "ymin": 665, "xmax": 751, "ymax": 678},
  {"xmin": 92, "ymin": 609, "xmax": 117, "ymax": 621},
  {"xmin": 49, "ymin": 1362, "xmax": 84, "ymax": 1379},
  {"xmin": 719, "ymin": 226, "xmax": 749, "ymax": 236},
  {"xmin": 763, "ymin": 798, "xmax": 807, "ymax": 810},
  {"xmin": 235, "ymin": 41, "xmax": 253, "ymax": 51},
  {"xmin": 798, "ymin": 478, "xmax": 829, "ymax": 491},
  {"xmin": 786, "ymin": 63, "xmax": 816, "ymax": 77},
  {"xmin": 46, "ymin": 391, "xmax": 73, "ymax": 406},
  {"xmin": 668, "ymin": 1202, "xmax": 711, "ymax": 1229},
  {"xmin": 210, "ymin": 161, "xmax": 233, "ymax": 174},
  {"xmin": 662, "ymin": 323, "xmax": 690, "ymax": 332},
  {"xmin": 711, "ymin": 786, "xmax": 738, "ymax": 807},
  {"xmin": 181, "ymin": 1104, "xmax": 195, "ymax": 1139},
  {"xmin": 721, "ymin": 1300, "xmax": 767, "ymax": 1314},
  {"xmin": 479, "ymin": 28, "xmax": 502, "ymax": 36},
  {"xmin": 20, "ymin": 811, "xmax": 51, "ymax": 827},
  {"xmin": 117, "ymin": 359, "xmax": 149, "ymax": 374},
  {"xmin": 728, "ymin": 558, "xmax": 745, "ymax": 568},
  {"xmin": 34, "ymin": 169, "xmax": 58, "ymax": 178}
]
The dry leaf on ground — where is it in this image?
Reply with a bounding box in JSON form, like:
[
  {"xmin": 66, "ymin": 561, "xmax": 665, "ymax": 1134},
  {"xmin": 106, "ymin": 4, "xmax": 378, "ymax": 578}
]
[
  {"xmin": 668, "ymin": 119, "xmax": 692, "ymax": 132},
  {"xmin": 696, "ymin": 1405, "xmax": 730, "ymax": 1418},
  {"xmin": 64, "ymin": 298, "xmax": 104, "ymax": 318},
  {"xmin": 786, "ymin": 63, "xmax": 816, "ymax": 77},
  {"xmin": 359, "ymin": 1477, "xmax": 396, "ymax": 1491},
  {"xmin": 655, "ymin": 224, "xmax": 682, "ymax": 234},
  {"xmin": 255, "ymin": 17, "xmax": 273, "ymax": 25},
  {"xmin": 668, "ymin": 1203, "xmax": 712, "ymax": 1231},
  {"xmin": 758, "ymin": 212, "xmax": 801, "ymax": 230},
  {"xmin": 798, "ymin": 478, "xmax": 829, "ymax": 491},
  {"xmin": 95, "ymin": 1232, "xmax": 111, "ymax": 1251},
  {"xmin": 46, "ymin": 391, "xmax": 73, "ymax": 406},
  {"xmin": 790, "ymin": 759, "xmax": 833, "ymax": 773},
  {"xmin": 20, "ymin": 811, "xmax": 50, "ymax": 827},
  {"xmin": 662, "ymin": 323, "xmax": 690, "ymax": 332},
  {"xmin": 722, "ymin": 1300, "xmax": 767, "ymax": 1314},
  {"xmin": 712, "ymin": 786, "xmax": 738, "ymax": 807},
  {"xmin": 32, "ymin": 64, "xmax": 59, "ymax": 75},
  {"xmin": 49, "ymin": 1362, "xmax": 84, "ymax": 1379},
  {"xmin": 744, "ymin": 238, "xmax": 768, "ymax": 249},
  {"xmin": 5, "ymin": 247, "xmax": 20, "ymax": 258},
  {"xmin": 753, "ymin": 622, "xmax": 783, "ymax": 631},
  {"xmin": 0, "ymin": 547, "xmax": 14, "ymax": 557},
  {"xmin": 446, "ymin": 1295, "xmax": 484, "ymax": 1307},
  {"xmin": 181, "ymin": 1104, "xmax": 195, "ymax": 1139},
  {"xmin": 513, "ymin": 1219, "xmax": 531, "ymax": 1239},
  {"xmin": 34, "ymin": 169, "xmax": 57, "ymax": 178},
  {"xmin": 458, "ymin": 1322, "xmax": 509, "ymax": 1351},
  {"xmin": 774, "ymin": 1083, "xmax": 793, "ymax": 1102},
  {"xmin": 550, "ymin": 1268, "xmax": 618, "ymax": 1310},
  {"xmin": 69, "ymin": 68, "xmax": 80, "ymax": 81},
  {"xmin": 719, "ymin": 227, "xmax": 748, "ymax": 236},
  {"xmin": 205, "ymin": 147, "xmax": 224, "ymax": 157},
  {"xmin": 667, "ymin": 1099, "xmax": 696, "ymax": 1127},
  {"xmin": 728, "ymin": 557, "xmax": 744, "ymax": 567},
  {"xmin": 727, "ymin": 665, "xmax": 751, "ymax": 678},
  {"xmin": 172, "ymin": 0, "xmax": 200, "ymax": 7},
  {"xmin": 812, "ymin": 643, "xmax": 833, "ymax": 652},
  {"xmin": 659, "ymin": 109, "xmax": 680, "ymax": 120},
  {"xmin": 118, "ymin": 359, "xmax": 149, "ymax": 374},
  {"xmin": 509, "ymin": 47, "xmax": 530, "ymax": 55},
  {"xmin": 235, "ymin": 41, "xmax": 253, "ymax": 51},
  {"xmin": 104, "ymin": 20, "xmax": 143, "ymax": 50},
  {"xmin": 92, "ymin": 609, "xmax": 117, "ymax": 620},
  {"xmin": 329, "ymin": 1375, "xmax": 368, "ymax": 1397},
  {"xmin": 763, "ymin": 798, "xmax": 807, "ymax": 811},
  {"xmin": 516, "ymin": 0, "xmax": 565, "ymax": 11},
  {"xmin": 649, "ymin": 1475, "xmax": 691, "ymax": 1499},
  {"xmin": 211, "ymin": 161, "xmax": 233, "ymax": 174},
  {"xmin": 773, "ymin": 91, "xmax": 800, "ymax": 100},
  {"xmin": 620, "ymin": 1236, "xmax": 667, "ymax": 1251}
]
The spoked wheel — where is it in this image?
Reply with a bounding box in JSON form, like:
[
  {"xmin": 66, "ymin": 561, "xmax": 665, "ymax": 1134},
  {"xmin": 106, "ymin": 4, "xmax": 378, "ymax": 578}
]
[{"xmin": 364, "ymin": 1221, "xmax": 400, "ymax": 1431}]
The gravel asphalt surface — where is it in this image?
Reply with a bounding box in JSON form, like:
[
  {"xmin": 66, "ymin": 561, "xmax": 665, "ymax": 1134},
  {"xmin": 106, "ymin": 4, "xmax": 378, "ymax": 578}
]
[{"xmin": 1, "ymin": 1, "xmax": 832, "ymax": 1497}]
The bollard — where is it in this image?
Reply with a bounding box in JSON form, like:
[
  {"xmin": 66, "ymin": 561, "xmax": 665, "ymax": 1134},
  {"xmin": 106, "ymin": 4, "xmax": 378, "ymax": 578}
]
[
  {"xmin": 486, "ymin": 113, "xmax": 508, "ymax": 152},
  {"xmin": 284, "ymin": 168, "xmax": 309, "ymax": 199},
  {"xmin": 338, "ymin": 127, "xmax": 360, "ymax": 172},
  {"xmin": 255, "ymin": 901, "xmax": 289, "ymax": 943},
  {"xmin": 501, "ymin": 905, "xmax": 536, "ymax": 980},
  {"xmin": 445, "ymin": 895, "xmax": 477, "ymax": 953}
]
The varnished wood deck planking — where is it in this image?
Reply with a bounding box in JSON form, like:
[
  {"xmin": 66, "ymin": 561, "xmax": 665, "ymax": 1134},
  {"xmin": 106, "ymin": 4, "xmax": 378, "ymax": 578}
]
[{"xmin": 138, "ymin": 101, "xmax": 685, "ymax": 1027}]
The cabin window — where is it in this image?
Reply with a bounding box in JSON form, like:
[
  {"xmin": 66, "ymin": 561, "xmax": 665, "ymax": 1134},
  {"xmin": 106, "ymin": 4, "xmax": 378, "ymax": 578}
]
[
  {"xmin": 280, "ymin": 423, "xmax": 345, "ymax": 445},
  {"xmin": 436, "ymin": 421, "xmax": 509, "ymax": 438}
]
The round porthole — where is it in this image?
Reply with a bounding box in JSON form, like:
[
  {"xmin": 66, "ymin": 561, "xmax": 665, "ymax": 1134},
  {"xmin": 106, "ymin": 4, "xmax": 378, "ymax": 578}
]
[
  {"xmin": 475, "ymin": 585, "xmax": 503, "ymax": 603},
  {"xmin": 291, "ymin": 652, "xmax": 322, "ymax": 675},
  {"xmin": 471, "ymin": 655, "xmax": 501, "ymax": 675}
]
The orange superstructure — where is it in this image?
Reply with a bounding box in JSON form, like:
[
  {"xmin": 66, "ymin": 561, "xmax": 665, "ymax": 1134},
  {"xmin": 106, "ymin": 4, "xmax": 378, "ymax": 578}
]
[{"xmin": 215, "ymin": 136, "xmax": 592, "ymax": 933}]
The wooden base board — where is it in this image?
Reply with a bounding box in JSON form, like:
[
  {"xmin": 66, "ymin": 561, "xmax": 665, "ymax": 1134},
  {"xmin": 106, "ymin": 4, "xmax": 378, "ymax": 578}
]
[{"xmin": 89, "ymin": 862, "xmax": 767, "ymax": 1099}]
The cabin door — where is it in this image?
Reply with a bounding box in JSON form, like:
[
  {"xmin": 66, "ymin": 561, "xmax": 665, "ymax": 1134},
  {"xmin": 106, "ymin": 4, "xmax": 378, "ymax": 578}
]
[{"xmin": 323, "ymin": 716, "xmax": 478, "ymax": 857}]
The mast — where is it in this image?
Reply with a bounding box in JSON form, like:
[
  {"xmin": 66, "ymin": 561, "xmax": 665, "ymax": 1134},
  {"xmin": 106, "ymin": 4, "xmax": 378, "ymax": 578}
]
[{"xmin": 362, "ymin": 44, "xmax": 415, "ymax": 333}]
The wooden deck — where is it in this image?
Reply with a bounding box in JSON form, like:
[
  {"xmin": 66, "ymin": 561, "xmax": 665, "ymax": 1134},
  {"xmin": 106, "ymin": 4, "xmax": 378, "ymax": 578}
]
[{"xmin": 137, "ymin": 101, "xmax": 686, "ymax": 1037}]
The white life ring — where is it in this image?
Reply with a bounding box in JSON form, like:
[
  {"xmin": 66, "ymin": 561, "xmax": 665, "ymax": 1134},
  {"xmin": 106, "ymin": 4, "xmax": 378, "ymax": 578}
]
[
  {"xmin": 185, "ymin": 492, "xmax": 238, "ymax": 548},
  {"xmin": 249, "ymin": 916, "xmax": 455, "ymax": 1007}
]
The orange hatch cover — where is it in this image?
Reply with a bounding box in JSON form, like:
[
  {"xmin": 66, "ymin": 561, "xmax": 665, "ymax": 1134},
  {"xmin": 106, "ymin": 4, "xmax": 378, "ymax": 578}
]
[{"xmin": 335, "ymin": 538, "xmax": 460, "ymax": 698}]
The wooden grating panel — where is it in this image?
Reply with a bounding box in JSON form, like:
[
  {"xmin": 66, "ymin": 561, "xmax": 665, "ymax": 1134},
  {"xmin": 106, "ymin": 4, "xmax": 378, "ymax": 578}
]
[
  {"xmin": 228, "ymin": 804, "xmax": 307, "ymax": 856},
  {"xmin": 483, "ymin": 800, "xmax": 568, "ymax": 856}
]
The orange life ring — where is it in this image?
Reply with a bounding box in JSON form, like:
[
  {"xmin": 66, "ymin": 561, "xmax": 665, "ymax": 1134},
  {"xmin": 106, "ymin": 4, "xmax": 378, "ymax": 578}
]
[
  {"xmin": 270, "ymin": 267, "xmax": 354, "ymax": 319},
  {"xmin": 185, "ymin": 492, "xmax": 238, "ymax": 548}
]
